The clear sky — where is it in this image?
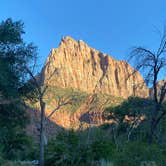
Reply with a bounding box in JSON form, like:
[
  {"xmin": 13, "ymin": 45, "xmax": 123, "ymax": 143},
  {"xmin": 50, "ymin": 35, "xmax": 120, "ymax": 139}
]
[{"xmin": 0, "ymin": 0, "xmax": 166, "ymax": 71}]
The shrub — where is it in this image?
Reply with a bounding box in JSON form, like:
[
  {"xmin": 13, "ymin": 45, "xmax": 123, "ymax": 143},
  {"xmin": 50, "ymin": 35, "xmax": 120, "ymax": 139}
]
[
  {"xmin": 91, "ymin": 140, "xmax": 115, "ymax": 161},
  {"xmin": 113, "ymin": 141, "xmax": 166, "ymax": 166},
  {"xmin": 45, "ymin": 129, "xmax": 116, "ymax": 166}
]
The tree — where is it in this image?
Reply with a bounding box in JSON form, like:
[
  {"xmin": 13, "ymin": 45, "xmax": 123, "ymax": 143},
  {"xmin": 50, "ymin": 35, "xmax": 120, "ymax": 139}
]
[
  {"xmin": 25, "ymin": 69, "xmax": 80, "ymax": 166},
  {"xmin": 104, "ymin": 97, "xmax": 154, "ymax": 145},
  {"xmin": 0, "ymin": 18, "xmax": 37, "ymax": 159},
  {"xmin": 129, "ymin": 28, "xmax": 166, "ymax": 143}
]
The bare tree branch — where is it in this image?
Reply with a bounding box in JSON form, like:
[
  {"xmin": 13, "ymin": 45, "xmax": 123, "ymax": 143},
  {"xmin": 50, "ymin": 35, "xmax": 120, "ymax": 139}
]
[
  {"xmin": 47, "ymin": 101, "xmax": 72, "ymax": 119},
  {"xmin": 128, "ymin": 26, "xmax": 166, "ymax": 144}
]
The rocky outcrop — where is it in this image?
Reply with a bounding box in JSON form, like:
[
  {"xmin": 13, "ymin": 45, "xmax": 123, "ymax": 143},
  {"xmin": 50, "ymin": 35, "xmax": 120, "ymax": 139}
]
[
  {"xmin": 42, "ymin": 36, "xmax": 149, "ymax": 98},
  {"xmin": 150, "ymin": 78, "xmax": 166, "ymax": 100}
]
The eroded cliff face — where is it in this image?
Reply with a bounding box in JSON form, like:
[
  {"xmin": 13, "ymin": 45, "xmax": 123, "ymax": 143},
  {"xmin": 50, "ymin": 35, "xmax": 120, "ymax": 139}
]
[{"xmin": 42, "ymin": 36, "xmax": 149, "ymax": 98}]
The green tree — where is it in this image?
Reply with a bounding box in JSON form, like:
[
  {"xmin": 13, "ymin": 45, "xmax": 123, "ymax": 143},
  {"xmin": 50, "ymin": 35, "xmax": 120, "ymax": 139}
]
[
  {"xmin": 105, "ymin": 97, "xmax": 154, "ymax": 145},
  {"xmin": 0, "ymin": 18, "xmax": 37, "ymax": 160}
]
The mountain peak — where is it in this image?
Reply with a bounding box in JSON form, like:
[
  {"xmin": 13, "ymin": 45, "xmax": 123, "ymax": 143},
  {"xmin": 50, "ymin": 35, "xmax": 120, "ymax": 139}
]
[
  {"xmin": 61, "ymin": 36, "xmax": 76, "ymax": 42},
  {"xmin": 42, "ymin": 37, "xmax": 149, "ymax": 98},
  {"xmin": 59, "ymin": 36, "xmax": 87, "ymax": 49}
]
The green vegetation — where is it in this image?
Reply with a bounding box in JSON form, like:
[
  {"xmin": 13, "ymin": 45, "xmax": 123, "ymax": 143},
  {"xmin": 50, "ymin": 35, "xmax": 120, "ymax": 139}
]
[
  {"xmin": 0, "ymin": 18, "xmax": 37, "ymax": 164},
  {"xmin": 45, "ymin": 128, "xmax": 166, "ymax": 166},
  {"xmin": 44, "ymin": 97, "xmax": 166, "ymax": 166},
  {"xmin": 44, "ymin": 86, "xmax": 89, "ymax": 113},
  {"xmin": 42, "ymin": 86, "xmax": 123, "ymax": 114},
  {"xmin": 45, "ymin": 129, "xmax": 116, "ymax": 166},
  {"xmin": 105, "ymin": 97, "xmax": 166, "ymax": 144}
]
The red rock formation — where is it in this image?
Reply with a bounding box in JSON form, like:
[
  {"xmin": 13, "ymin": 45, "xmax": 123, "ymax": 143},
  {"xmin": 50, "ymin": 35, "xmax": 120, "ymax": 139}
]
[{"xmin": 42, "ymin": 36, "xmax": 149, "ymax": 98}]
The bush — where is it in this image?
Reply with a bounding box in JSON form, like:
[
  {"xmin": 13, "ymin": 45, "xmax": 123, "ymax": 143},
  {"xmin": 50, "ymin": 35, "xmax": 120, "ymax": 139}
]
[
  {"xmin": 45, "ymin": 128, "xmax": 166, "ymax": 166},
  {"xmin": 0, "ymin": 131, "xmax": 35, "ymax": 160},
  {"xmin": 45, "ymin": 130, "xmax": 116, "ymax": 166},
  {"xmin": 113, "ymin": 141, "xmax": 166, "ymax": 166},
  {"xmin": 45, "ymin": 130, "xmax": 91, "ymax": 166},
  {"xmin": 91, "ymin": 140, "xmax": 115, "ymax": 161}
]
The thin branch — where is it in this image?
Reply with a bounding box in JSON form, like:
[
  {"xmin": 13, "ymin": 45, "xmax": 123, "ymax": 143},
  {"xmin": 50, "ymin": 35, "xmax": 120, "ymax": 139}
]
[
  {"xmin": 47, "ymin": 101, "xmax": 72, "ymax": 119},
  {"xmin": 25, "ymin": 67, "xmax": 41, "ymax": 96},
  {"xmin": 130, "ymin": 47, "xmax": 155, "ymax": 60},
  {"xmin": 157, "ymin": 28, "xmax": 166, "ymax": 56}
]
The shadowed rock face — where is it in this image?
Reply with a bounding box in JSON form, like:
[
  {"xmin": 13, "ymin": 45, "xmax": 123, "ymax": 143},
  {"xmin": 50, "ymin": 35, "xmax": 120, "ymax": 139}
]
[
  {"xmin": 150, "ymin": 78, "xmax": 166, "ymax": 100},
  {"xmin": 42, "ymin": 36, "xmax": 149, "ymax": 98}
]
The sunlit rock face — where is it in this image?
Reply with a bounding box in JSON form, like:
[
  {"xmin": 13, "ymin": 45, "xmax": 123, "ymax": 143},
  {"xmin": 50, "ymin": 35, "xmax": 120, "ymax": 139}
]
[{"xmin": 42, "ymin": 36, "xmax": 149, "ymax": 98}]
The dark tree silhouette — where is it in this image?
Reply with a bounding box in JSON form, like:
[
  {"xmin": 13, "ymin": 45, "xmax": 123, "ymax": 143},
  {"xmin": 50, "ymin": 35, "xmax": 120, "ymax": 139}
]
[
  {"xmin": 0, "ymin": 18, "xmax": 37, "ymax": 159},
  {"xmin": 129, "ymin": 27, "xmax": 166, "ymax": 143}
]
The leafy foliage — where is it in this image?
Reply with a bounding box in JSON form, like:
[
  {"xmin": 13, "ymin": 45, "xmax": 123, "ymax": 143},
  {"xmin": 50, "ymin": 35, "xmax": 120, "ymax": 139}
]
[
  {"xmin": 45, "ymin": 129, "xmax": 115, "ymax": 166},
  {"xmin": 43, "ymin": 86, "xmax": 89, "ymax": 113},
  {"xmin": 0, "ymin": 18, "xmax": 37, "ymax": 161},
  {"xmin": 0, "ymin": 18, "xmax": 37, "ymax": 100},
  {"xmin": 45, "ymin": 127, "xmax": 166, "ymax": 166},
  {"xmin": 104, "ymin": 97, "xmax": 155, "ymax": 142},
  {"xmin": 113, "ymin": 142, "xmax": 166, "ymax": 166}
]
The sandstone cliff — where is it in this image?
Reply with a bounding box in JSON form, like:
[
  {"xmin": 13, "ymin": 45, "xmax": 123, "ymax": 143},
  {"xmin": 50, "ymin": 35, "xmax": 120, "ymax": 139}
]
[
  {"xmin": 28, "ymin": 37, "xmax": 150, "ymax": 136},
  {"xmin": 42, "ymin": 36, "xmax": 149, "ymax": 98}
]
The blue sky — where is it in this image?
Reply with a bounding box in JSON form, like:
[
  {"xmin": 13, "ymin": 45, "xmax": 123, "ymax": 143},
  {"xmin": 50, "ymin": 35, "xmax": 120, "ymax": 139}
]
[{"xmin": 0, "ymin": 0, "xmax": 166, "ymax": 72}]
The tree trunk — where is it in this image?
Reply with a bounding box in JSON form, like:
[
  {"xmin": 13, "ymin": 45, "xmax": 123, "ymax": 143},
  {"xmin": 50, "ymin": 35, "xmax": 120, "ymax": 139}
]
[
  {"xmin": 148, "ymin": 120, "xmax": 155, "ymax": 144},
  {"xmin": 39, "ymin": 99, "xmax": 46, "ymax": 166},
  {"xmin": 148, "ymin": 103, "xmax": 158, "ymax": 144}
]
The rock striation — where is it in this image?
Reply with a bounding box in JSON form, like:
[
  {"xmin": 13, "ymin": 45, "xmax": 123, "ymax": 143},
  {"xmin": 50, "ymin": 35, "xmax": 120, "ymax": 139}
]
[{"xmin": 42, "ymin": 36, "xmax": 149, "ymax": 98}]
